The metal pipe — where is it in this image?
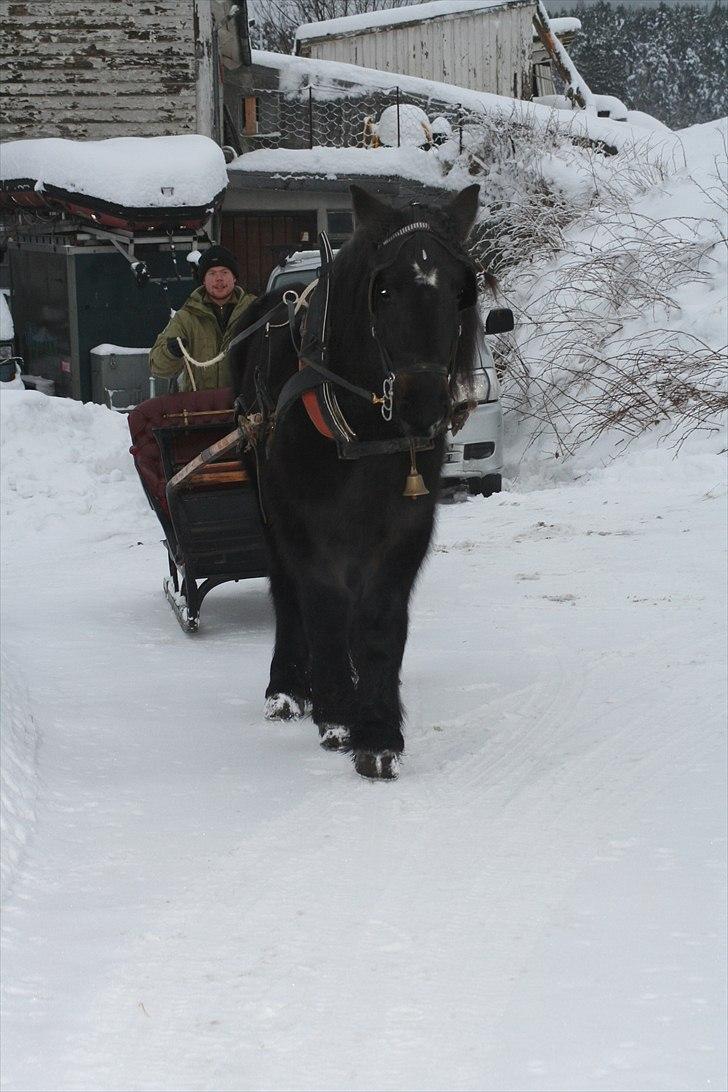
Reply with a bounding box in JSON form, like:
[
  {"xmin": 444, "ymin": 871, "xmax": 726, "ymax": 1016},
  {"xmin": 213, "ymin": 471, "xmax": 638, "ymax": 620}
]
[
  {"xmin": 308, "ymin": 86, "xmax": 314, "ymax": 149},
  {"xmin": 395, "ymin": 86, "xmax": 401, "ymax": 147}
]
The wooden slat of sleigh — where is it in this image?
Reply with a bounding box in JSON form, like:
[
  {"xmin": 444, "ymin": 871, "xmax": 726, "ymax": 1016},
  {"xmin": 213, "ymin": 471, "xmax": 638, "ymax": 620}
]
[
  {"xmin": 167, "ymin": 429, "xmax": 249, "ymax": 493},
  {"xmin": 186, "ymin": 461, "xmax": 249, "ymax": 489}
]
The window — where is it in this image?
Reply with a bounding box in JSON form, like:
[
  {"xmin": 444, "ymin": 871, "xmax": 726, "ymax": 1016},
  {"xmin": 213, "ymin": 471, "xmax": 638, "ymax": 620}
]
[{"xmin": 326, "ymin": 210, "xmax": 354, "ymax": 247}]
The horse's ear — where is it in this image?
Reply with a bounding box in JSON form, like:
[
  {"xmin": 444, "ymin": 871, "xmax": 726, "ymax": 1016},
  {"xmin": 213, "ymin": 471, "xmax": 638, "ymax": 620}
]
[
  {"xmin": 447, "ymin": 184, "xmax": 480, "ymax": 241},
  {"xmin": 350, "ymin": 185, "xmax": 393, "ymax": 232}
]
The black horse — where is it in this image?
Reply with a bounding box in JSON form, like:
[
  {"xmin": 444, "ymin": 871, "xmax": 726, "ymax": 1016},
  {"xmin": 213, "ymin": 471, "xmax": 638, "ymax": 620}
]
[{"xmin": 231, "ymin": 183, "xmax": 485, "ymax": 780}]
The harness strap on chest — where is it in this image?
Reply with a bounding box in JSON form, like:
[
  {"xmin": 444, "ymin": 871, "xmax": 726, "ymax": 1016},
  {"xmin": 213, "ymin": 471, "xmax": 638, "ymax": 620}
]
[{"xmin": 275, "ymin": 363, "xmax": 360, "ymax": 443}]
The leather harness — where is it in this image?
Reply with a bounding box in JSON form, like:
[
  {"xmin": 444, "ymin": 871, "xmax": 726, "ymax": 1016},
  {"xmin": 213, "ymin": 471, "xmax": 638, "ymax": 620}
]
[{"xmin": 233, "ymin": 223, "xmax": 477, "ymax": 460}]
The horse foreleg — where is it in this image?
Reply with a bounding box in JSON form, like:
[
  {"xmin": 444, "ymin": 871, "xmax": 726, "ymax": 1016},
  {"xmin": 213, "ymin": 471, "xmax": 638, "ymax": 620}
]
[
  {"xmin": 265, "ymin": 559, "xmax": 311, "ymax": 721},
  {"xmin": 349, "ymin": 586, "xmax": 410, "ymax": 780},
  {"xmin": 299, "ymin": 580, "xmax": 356, "ymax": 750}
]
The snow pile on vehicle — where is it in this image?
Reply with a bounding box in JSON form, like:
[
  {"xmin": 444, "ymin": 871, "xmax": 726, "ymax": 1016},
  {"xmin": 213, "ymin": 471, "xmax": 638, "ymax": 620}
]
[
  {"xmin": 0, "ymin": 650, "xmax": 39, "ymax": 896},
  {"xmin": 0, "ymin": 135, "xmax": 228, "ymax": 208},
  {"xmin": 0, "ymin": 392, "xmax": 153, "ymax": 541}
]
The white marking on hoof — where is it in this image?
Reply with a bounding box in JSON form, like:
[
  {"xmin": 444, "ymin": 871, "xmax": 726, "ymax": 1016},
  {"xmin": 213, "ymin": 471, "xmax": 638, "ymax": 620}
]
[
  {"xmin": 264, "ymin": 693, "xmax": 307, "ymax": 721},
  {"xmin": 354, "ymin": 749, "xmax": 400, "ymax": 780},
  {"xmin": 319, "ymin": 724, "xmax": 350, "ymax": 750}
]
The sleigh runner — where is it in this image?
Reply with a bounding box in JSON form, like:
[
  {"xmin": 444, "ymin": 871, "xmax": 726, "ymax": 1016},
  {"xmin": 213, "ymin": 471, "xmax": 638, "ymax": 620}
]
[{"xmin": 128, "ymin": 388, "xmax": 268, "ymax": 632}]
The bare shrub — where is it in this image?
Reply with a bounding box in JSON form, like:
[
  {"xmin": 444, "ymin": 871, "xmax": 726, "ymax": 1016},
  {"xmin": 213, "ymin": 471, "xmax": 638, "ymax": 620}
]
[{"xmin": 454, "ymin": 109, "xmax": 728, "ymax": 453}]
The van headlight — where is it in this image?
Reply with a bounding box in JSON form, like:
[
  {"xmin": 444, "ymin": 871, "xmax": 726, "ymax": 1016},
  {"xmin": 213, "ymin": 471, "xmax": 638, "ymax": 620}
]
[{"xmin": 453, "ymin": 367, "xmax": 500, "ymax": 404}]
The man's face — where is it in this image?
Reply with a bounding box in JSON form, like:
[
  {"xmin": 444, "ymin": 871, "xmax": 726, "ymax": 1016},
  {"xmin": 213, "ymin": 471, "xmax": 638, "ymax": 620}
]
[{"xmin": 203, "ymin": 265, "xmax": 236, "ymax": 303}]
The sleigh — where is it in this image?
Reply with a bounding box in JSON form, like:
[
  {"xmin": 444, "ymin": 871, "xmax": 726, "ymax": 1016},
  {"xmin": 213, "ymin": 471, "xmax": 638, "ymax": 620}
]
[{"xmin": 128, "ymin": 389, "xmax": 268, "ymax": 632}]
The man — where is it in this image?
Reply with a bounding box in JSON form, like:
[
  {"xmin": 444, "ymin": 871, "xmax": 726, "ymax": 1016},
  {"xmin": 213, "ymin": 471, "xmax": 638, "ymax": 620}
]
[{"xmin": 149, "ymin": 245, "xmax": 255, "ymax": 391}]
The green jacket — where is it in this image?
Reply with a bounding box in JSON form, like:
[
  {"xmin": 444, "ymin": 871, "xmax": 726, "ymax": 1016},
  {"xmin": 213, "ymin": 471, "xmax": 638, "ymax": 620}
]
[{"xmin": 149, "ymin": 285, "xmax": 256, "ymax": 391}]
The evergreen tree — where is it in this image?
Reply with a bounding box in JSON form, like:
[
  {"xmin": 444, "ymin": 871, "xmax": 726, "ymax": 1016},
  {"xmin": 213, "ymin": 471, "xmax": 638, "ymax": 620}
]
[{"xmin": 554, "ymin": 1, "xmax": 728, "ymax": 128}]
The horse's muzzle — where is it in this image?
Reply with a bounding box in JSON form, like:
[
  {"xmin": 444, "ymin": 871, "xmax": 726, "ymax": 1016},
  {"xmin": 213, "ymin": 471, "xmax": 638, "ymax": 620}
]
[{"xmin": 394, "ymin": 368, "xmax": 451, "ymax": 436}]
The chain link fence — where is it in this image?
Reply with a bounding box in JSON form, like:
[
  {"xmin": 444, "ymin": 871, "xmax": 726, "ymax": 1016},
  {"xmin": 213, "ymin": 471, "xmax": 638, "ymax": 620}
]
[{"xmin": 241, "ymin": 84, "xmax": 476, "ymax": 154}]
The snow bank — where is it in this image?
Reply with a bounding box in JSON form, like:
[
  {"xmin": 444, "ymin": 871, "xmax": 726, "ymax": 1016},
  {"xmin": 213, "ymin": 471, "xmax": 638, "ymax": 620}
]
[
  {"xmin": 0, "ymin": 136, "xmax": 228, "ymax": 208},
  {"xmin": 499, "ymin": 117, "xmax": 728, "ymax": 475},
  {"xmin": 0, "ymin": 651, "xmax": 39, "ymax": 897},
  {"xmin": 0, "ymin": 392, "xmax": 151, "ymax": 540}
]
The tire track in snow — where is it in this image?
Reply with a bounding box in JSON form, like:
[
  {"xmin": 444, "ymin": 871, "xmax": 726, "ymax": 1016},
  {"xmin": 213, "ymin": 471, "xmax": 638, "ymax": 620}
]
[{"xmin": 0, "ymin": 650, "xmax": 41, "ymax": 900}]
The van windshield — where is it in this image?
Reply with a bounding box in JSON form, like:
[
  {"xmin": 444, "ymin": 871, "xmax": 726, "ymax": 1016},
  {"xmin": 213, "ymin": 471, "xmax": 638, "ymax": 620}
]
[{"xmin": 270, "ymin": 267, "xmax": 320, "ymax": 292}]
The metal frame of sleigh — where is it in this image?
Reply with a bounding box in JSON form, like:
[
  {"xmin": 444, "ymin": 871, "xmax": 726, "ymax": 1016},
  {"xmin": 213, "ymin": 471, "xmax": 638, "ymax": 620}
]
[{"xmin": 128, "ymin": 388, "xmax": 268, "ymax": 633}]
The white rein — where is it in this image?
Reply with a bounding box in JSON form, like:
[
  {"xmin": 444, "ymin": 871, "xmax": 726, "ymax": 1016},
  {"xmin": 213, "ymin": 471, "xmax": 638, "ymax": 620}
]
[{"xmin": 177, "ymin": 282, "xmax": 317, "ymax": 392}]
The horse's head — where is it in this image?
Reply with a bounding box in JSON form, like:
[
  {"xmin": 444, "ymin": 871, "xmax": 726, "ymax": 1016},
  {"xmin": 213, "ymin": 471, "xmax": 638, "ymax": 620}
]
[{"xmin": 351, "ymin": 183, "xmax": 482, "ymax": 437}]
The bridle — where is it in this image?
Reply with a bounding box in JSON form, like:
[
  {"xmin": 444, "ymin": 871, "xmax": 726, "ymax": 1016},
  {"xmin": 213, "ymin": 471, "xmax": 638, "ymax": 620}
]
[
  {"xmin": 269, "ymin": 224, "xmax": 478, "ymax": 451},
  {"xmin": 367, "ymin": 221, "xmax": 477, "ymax": 413}
]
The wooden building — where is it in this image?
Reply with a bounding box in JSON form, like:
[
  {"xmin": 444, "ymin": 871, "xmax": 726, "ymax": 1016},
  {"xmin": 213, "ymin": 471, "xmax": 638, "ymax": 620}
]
[
  {"xmin": 1, "ymin": 0, "xmax": 217, "ymax": 142},
  {"xmin": 294, "ymin": 0, "xmax": 534, "ymax": 101}
]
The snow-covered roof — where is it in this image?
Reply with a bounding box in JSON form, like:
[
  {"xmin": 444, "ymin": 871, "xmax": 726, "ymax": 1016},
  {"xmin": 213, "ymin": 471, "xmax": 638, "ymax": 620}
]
[
  {"xmin": 0, "ymin": 136, "xmax": 228, "ymax": 208},
  {"xmin": 295, "ymin": 0, "xmax": 526, "ymax": 44},
  {"xmin": 250, "ymin": 51, "xmax": 678, "ymax": 159},
  {"xmin": 228, "ymin": 145, "xmax": 453, "ymax": 189}
]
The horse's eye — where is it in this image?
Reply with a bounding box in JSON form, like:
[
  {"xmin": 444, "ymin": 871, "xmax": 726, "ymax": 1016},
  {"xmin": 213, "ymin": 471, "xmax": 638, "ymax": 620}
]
[{"xmin": 379, "ymin": 287, "xmax": 390, "ymax": 300}]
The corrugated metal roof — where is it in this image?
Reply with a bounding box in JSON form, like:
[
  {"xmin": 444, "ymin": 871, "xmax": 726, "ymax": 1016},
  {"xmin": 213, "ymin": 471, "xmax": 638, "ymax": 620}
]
[{"xmin": 295, "ymin": 0, "xmax": 531, "ymax": 44}]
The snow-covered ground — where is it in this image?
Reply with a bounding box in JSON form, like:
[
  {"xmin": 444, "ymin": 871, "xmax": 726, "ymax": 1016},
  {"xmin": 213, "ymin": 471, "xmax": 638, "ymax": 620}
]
[
  {"xmin": 1, "ymin": 388, "xmax": 725, "ymax": 1092},
  {"xmin": 2, "ymin": 112, "xmax": 727, "ymax": 1090}
]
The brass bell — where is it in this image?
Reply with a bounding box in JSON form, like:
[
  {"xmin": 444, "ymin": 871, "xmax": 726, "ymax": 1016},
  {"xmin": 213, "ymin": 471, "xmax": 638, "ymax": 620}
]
[{"xmin": 403, "ymin": 442, "xmax": 429, "ymax": 498}]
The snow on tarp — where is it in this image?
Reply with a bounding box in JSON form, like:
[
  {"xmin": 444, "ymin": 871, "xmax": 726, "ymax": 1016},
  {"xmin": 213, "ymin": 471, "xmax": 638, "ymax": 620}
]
[
  {"xmin": 295, "ymin": 0, "xmax": 520, "ymax": 42},
  {"xmin": 0, "ymin": 136, "xmax": 228, "ymax": 209}
]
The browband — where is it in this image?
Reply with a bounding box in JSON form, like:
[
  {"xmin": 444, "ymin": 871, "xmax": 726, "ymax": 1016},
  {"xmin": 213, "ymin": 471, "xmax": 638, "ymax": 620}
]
[{"xmin": 379, "ymin": 222, "xmax": 431, "ymax": 248}]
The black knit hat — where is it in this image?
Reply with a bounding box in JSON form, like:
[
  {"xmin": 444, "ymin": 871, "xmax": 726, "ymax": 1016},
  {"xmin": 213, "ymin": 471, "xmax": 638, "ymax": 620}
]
[{"xmin": 197, "ymin": 244, "xmax": 239, "ymax": 283}]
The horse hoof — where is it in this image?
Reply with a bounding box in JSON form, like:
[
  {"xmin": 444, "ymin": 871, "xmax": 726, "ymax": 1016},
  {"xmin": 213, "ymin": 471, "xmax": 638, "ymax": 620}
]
[
  {"xmin": 319, "ymin": 724, "xmax": 350, "ymax": 751},
  {"xmin": 354, "ymin": 750, "xmax": 400, "ymax": 780},
  {"xmin": 264, "ymin": 693, "xmax": 308, "ymax": 721}
]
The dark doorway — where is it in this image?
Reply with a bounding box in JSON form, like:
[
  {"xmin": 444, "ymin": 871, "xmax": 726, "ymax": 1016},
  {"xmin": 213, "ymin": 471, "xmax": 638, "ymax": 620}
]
[{"xmin": 221, "ymin": 211, "xmax": 318, "ymax": 295}]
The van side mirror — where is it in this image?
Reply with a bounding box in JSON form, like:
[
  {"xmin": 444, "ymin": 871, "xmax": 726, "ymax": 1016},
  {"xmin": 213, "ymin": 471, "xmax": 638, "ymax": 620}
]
[{"xmin": 485, "ymin": 308, "xmax": 514, "ymax": 334}]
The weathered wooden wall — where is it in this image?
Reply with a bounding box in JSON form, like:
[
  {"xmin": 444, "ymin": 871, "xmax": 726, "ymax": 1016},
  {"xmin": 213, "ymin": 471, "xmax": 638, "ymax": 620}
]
[
  {"xmin": 300, "ymin": 2, "xmax": 533, "ymax": 100},
  {"xmin": 1, "ymin": 0, "xmax": 202, "ymax": 141}
]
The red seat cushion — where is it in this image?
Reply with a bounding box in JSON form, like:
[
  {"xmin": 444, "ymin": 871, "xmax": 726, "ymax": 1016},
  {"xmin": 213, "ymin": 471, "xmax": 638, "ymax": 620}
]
[{"xmin": 128, "ymin": 388, "xmax": 235, "ymax": 515}]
